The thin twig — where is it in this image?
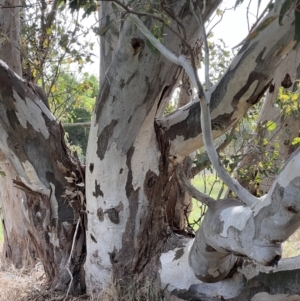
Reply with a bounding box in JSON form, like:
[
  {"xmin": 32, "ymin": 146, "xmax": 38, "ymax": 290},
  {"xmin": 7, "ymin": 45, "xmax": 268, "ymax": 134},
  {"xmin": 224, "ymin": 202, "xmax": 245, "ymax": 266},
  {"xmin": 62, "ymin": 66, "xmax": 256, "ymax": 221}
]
[
  {"xmin": 249, "ymin": 0, "xmax": 273, "ymax": 33},
  {"xmin": 64, "ymin": 217, "xmax": 81, "ymax": 301},
  {"xmin": 190, "ymin": 122, "xmax": 238, "ymax": 178},
  {"xmin": 246, "ymin": 0, "xmax": 253, "ymax": 32}
]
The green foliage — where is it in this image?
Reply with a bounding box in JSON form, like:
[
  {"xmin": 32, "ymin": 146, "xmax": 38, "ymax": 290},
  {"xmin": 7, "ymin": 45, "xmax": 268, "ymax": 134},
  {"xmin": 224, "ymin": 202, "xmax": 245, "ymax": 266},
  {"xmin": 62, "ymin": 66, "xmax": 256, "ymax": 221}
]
[
  {"xmin": 64, "ymin": 107, "xmax": 92, "ymax": 159},
  {"xmin": 206, "ymin": 36, "xmax": 235, "ymax": 84},
  {"xmin": 292, "ymin": 137, "xmax": 300, "ymax": 145},
  {"xmin": 21, "ymin": 2, "xmax": 96, "ymax": 89},
  {"xmin": 189, "ymin": 174, "xmax": 226, "ymax": 230},
  {"xmin": 49, "ymin": 71, "xmax": 98, "ymax": 121},
  {"xmin": 276, "ymin": 83, "xmax": 300, "ymax": 115},
  {"xmin": 49, "ymin": 71, "xmax": 98, "ymax": 159},
  {"xmin": 266, "ymin": 120, "xmax": 277, "ymax": 131}
]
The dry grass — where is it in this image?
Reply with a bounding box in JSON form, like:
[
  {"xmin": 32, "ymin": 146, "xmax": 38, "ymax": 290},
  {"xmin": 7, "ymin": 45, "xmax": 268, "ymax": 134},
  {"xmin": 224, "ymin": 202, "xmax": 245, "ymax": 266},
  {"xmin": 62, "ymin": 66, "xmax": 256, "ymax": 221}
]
[
  {"xmin": 0, "ymin": 241, "xmax": 168, "ymax": 301},
  {"xmin": 0, "ymin": 245, "xmax": 45, "ymax": 301}
]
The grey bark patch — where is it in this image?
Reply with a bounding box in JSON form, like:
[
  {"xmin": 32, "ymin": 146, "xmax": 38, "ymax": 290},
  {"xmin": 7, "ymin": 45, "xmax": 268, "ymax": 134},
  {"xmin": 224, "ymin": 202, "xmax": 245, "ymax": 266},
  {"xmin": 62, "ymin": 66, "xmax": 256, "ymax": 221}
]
[
  {"xmin": 125, "ymin": 70, "xmax": 138, "ymax": 86},
  {"xmin": 120, "ymin": 79, "xmax": 125, "ymax": 89},
  {"xmin": 97, "ymin": 119, "xmax": 118, "ymax": 160},
  {"xmin": 6, "ymin": 109, "xmax": 20, "ymax": 129},
  {"xmin": 93, "ymin": 180, "xmax": 104, "ymax": 198},
  {"xmin": 205, "ymin": 245, "xmax": 217, "ymax": 252},
  {"xmin": 125, "ymin": 146, "xmax": 135, "ymax": 199},
  {"xmin": 104, "ymin": 202, "xmax": 123, "ymax": 224},
  {"xmin": 90, "ymin": 234, "xmax": 97, "ymax": 243},
  {"xmin": 105, "ymin": 208, "xmax": 120, "ymax": 224},
  {"xmin": 173, "ymin": 248, "xmax": 184, "ymax": 260},
  {"xmin": 25, "ymin": 137, "xmax": 53, "ymax": 187},
  {"xmin": 89, "ymin": 163, "xmax": 94, "ymax": 173},
  {"xmin": 97, "ymin": 208, "xmax": 104, "ymax": 222},
  {"xmin": 94, "ymin": 82, "xmax": 110, "ymax": 124}
]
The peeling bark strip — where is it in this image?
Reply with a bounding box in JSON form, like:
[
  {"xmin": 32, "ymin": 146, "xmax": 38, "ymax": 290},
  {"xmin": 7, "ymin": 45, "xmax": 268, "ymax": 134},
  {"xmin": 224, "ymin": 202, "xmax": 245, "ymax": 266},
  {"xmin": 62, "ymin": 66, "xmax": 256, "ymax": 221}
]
[{"xmin": 0, "ymin": 61, "xmax": 86, "ymax": 293}]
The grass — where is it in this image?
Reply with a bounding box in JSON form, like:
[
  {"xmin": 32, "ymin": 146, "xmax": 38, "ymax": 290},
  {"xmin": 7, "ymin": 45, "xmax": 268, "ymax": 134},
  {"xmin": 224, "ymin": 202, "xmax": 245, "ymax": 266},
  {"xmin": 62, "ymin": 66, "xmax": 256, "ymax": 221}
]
[{"xmin": 189, "ymin": 173, "xmax": 226, "ymax": 228}]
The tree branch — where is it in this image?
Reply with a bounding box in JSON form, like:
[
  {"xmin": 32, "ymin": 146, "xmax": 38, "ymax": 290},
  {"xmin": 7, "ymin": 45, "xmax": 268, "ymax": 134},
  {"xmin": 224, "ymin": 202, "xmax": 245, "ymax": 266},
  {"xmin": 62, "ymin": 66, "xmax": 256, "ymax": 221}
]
[
  {"xmin": 176, "ymin": 164, "xmax": 214, "ymax": 207},
  {"xmin": 156, "ymin": 8, "xmax": 294, "ymax": 163}
]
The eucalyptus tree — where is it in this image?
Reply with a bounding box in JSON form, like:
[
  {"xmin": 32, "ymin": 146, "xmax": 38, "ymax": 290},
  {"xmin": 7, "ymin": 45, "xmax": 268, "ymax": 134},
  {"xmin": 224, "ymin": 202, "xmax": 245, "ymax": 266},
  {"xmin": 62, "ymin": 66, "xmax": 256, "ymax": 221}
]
[{"xmin": 1, "ymin": 0, "xmax": 300, "ymax": 300}]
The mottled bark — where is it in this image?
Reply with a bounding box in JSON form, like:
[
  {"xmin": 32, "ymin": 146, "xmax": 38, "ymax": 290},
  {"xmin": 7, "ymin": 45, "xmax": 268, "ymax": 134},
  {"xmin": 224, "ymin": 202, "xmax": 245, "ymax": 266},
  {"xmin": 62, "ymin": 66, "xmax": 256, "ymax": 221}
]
[
  {"xmin": 166, "ymin": 82, "xmax": 194, "ymax": 232},
  {"xmin": 0, "ymin": 1, "xmax": 34, "ymax": 267},
  {"xmin": 164, "ymin": 253, "xmax": 300, "ymax": 300},
  {"xmin": 85, "ymin": 0, "xmax": 221, "ymax": 292},
  {"xmin": 156, "ymin": 10, "xmax": 295, "ymax": 162},
  {"xmin": 0, "ymin": 61, "xmax": 85, "ymax": 294}
]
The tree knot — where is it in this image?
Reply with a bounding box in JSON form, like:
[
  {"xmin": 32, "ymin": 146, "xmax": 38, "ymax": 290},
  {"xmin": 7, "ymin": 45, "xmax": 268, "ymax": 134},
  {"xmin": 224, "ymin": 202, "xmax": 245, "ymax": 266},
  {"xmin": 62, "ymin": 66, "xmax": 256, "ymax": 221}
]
[{"xmin": 131, "ymin": 38, "xmax": 145, "ymax": 56}]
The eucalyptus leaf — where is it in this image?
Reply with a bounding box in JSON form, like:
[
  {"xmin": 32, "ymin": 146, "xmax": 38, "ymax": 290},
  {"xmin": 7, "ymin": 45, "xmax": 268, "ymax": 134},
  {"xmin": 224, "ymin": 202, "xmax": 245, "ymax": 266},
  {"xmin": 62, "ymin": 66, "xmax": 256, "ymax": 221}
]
[
  {"xmin": 279, "ymin": 0, "xmax": 293, "ymax": 25},
  {"xmin": 234, "ymin": 0, "xmax": 244, "ymax": 9}
]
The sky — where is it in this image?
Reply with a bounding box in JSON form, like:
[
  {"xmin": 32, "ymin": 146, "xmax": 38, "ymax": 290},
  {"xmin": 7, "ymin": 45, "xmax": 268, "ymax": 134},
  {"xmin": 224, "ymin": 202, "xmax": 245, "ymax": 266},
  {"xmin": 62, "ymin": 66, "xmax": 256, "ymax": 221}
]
[
  {"xmin": 212, "ymin": 0, "xmax": 270, "ymax": 48},
  {"xmin": 82, "ymin": 0, "xmax": 271, "ymax": 77}
]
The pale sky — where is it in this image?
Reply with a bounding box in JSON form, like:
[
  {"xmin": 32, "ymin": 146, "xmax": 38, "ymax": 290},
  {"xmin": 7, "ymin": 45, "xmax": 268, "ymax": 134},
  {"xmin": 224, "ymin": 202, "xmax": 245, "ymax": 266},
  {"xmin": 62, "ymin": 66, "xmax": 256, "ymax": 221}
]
[{"xmin": 213, "ymin": 0, "xmax": 270, "ymax": 48}]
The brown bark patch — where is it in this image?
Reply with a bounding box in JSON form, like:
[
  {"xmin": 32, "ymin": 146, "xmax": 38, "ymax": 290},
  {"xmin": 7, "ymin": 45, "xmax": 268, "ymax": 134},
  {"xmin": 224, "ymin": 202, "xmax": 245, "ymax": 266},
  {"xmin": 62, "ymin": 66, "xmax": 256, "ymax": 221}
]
[
  {"xmin": 90, "ymin": 234, "xmax": 97, "ymax": 243},
  {"xmin": 173, "ymin": 248, "xmax": 184, "ymax": 260},
  {"xmin": 131, "ymin": 38, "xmax": 145, "ymax": 56},
  {"xmin": 93, "ymin": 179, "xmax": 104, "ymax": 198},
  {"xmin": 281, "ymin": 73, "xmax": 293, "ymax": 88},
  {"xmin": 105, "ymin": 208, "xmax": 120, "ymax": 224},
  {"xmin": 97, "ymin": 207, "xmax": 104, "ymax": 222},
  {"xmin": 269, "ymin": 83, "xmax": 275, "ymax": 93}
]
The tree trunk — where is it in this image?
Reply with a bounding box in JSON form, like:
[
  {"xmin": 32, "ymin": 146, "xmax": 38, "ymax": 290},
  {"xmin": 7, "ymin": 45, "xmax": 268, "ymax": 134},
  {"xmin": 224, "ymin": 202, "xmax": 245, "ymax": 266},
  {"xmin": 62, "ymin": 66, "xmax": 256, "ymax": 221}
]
[
  {"xmin": 0, "ymin": 0, "xmax": 35, "ymax": 267},
  {"xmin": 85, "ymin": 1, "xmax": 221, "ymax": 292},
  {"xmin": 0, "ymin": 0, "xmax": 22, "ymax": 76},
  {"xmin": 0, "ymin": 61, "xmax": 86, "ymax": 293}
]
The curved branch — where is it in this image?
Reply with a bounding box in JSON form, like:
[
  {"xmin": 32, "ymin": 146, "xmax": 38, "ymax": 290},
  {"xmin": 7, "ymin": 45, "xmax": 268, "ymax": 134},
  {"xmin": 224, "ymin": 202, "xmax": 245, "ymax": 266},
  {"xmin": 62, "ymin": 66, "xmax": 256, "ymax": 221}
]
[{"xmin": 176, "ymin": 164, "xmax": 215, "ymax": 207}]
